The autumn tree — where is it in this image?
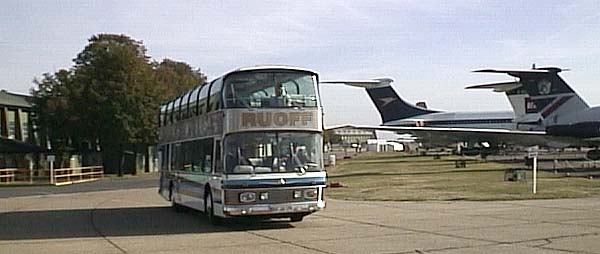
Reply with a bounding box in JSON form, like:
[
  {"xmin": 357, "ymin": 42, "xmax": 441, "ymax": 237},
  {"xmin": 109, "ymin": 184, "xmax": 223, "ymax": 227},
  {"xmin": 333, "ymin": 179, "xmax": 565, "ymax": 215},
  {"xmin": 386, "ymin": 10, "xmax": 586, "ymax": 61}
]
[
  {"xmin": 31, "ymin": 70, "xmax": 75, "ymax": 167},
  {"xmin": 153, "ymin": 59, "xmax": 207, "ymax": 101},
  {"xmin": 32, "ymin": 34, "xmax": 205, "ymax": 174}
]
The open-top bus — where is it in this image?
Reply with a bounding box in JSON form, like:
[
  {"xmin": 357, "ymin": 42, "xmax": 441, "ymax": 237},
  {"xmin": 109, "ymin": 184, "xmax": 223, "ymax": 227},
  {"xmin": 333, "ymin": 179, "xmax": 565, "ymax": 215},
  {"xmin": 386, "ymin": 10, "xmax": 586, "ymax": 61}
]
[{"xmin": 158, "ymin": 66, "xmax": 326, "ymax": 223}]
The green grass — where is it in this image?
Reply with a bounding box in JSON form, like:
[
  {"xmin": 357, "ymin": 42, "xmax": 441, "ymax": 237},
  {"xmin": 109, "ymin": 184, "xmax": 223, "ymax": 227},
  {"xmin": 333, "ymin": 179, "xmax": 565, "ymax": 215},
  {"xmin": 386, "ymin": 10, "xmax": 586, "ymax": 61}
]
[{"xmin": 326, "ymin": 153, "xmax": 600, "ymax": 201}]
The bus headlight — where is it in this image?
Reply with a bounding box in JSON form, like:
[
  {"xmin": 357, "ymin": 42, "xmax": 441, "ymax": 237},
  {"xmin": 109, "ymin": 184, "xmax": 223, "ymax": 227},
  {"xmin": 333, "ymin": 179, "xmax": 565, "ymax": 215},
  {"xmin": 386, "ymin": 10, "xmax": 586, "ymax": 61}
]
[
  {"xmin": 239, "ymin": 192, "xmax": 256, "ymax": 203},
  {"xmin": 304, "ymin": 189, "xmax": 318, "ymax": 199},
  {"xmin": 293, "ymin": 190, "xmax": 302, "ymax": 199},
  {"xmin": 259, "ymin": 192, "xmax": 269, "ymax": 200}
]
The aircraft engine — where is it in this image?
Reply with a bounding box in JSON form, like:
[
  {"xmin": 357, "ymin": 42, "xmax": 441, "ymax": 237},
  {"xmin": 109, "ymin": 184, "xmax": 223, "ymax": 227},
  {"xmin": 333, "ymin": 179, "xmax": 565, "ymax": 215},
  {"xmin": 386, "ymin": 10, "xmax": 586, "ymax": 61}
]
[
  {"xmin": 461, "ymin": 148, "xmax": 480, "ymax": 157},
  {"xmin": 587, "ymin": 149, "xmax": 600, "ymax": 161}
]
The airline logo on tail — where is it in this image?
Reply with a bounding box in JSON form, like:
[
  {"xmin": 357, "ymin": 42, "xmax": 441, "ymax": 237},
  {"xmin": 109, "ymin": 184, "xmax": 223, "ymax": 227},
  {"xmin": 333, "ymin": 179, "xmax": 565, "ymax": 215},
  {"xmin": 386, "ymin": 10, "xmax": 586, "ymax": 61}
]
[
  {"xmin": 525, "ymin": 97, "xmax": 538, "ymax": 114},
  {"xmin": 537, "ymin": 79, "xmax": 552, "ymax": 95},
  {"xmin": 525, "ymin": 78, "xmax": 574, "ymax": 118},
  {"xmin": 320, "ymin": 77, "xmax": 437, "ymax": 123},
  {"xmin": 378, "ymin": 97, "xmax": 396, "ymax": 108},
  {"xmin": 525, "ymin": 93, "xmax": 574, "ymax": 118}
]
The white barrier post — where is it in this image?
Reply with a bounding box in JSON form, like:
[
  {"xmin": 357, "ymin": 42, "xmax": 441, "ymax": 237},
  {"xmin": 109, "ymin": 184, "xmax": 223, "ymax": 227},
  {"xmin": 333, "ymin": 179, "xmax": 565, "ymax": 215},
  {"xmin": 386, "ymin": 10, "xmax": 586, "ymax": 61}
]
[
  {"xmin": 533, "ymin": 155, "xmax": 537, "ymax": 194},
  {"xmin": 48, "ymin": 155, "xmax": 56, "ymax": 185},
  {"xmin": 29, "ymin": 160, "xmax": 34, "ymax": 183},
  {"xmin": 527, "ymin": 146, "xmax": 539, "ymax": 194}
]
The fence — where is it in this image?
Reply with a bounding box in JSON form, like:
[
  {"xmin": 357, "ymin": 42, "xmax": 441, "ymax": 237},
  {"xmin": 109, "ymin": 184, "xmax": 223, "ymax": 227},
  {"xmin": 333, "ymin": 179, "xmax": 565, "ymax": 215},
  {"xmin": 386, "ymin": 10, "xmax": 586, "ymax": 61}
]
[
  {"xmin": 52, "ymin": 166, "xmax": 104, "ymax": 186},
  {"xmin": 0, "ymin": 168, "xmax": 18, "ymax": 183}
]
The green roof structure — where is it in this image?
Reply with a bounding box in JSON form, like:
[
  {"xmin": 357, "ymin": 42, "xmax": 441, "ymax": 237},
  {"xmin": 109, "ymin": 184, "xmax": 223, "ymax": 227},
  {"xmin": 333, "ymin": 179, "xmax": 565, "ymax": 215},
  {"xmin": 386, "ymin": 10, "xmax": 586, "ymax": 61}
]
[{"xmin": 0, "ymin": 90, "xmax": 33, "ymax": 108}]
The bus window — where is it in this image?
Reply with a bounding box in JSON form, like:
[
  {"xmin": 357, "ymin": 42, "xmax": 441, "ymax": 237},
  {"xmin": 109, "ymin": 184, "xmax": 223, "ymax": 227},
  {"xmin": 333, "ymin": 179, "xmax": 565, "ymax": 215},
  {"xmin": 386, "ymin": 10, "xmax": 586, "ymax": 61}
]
[
  {"xmin": 224, "ymin": 71, "xmax": 318, "ymax": 109},
  {"xmin": 189, "ymin": 85, "xmax": 202, "ymax": 116},
  {"xmin": 181, "ymin": 92, "xmax": 192, "ymax": 119},
  {"xmin": 167, "ymin": 101, "xmax": 175, "ymax": 124},
  {"xmin": 172, "ymin": 138, "xmax": 215, "ymax": 174},
  {"xmin": 159, "ymin": 145, "xmax": 169, "ymax": 171},
  {"xmin": 202, "ymin": 138, "xmax": 213, "ymax": 173},
  {"xmin": 198, "ymin": 84, "xmax": 209, "ymax": 115},
  {"xmin": 174, "ymin": 96, "xmax": 183, "ymax": 122},
  {"xmin": 159, "ymin": 104, "xmax": 166, "ymax": 127},
  {"xmin": 182, "ymin": 141, "xmax": 192, "ymax": 172},
  {"xmin": 173, "ymin": 143, "xmax": 183, "ymax": 171},
  {"xmin": 208, "ymin": 79, "xmax": 222, "ymax": 112},
  {"xmin": 214, "ymin": 140, "xmax": 222, "ymax": 174},
  {"xmin": 224, "ymin": 132, "xmax": 322, "ymax": 174}
]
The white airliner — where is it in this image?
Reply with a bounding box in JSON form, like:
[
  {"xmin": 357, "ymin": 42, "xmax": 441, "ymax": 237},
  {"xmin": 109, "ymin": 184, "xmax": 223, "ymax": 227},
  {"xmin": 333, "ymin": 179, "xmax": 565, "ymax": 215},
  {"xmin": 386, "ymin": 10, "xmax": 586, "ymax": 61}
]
[{"xmin": 323, "ymin": 66, "xmax": 600, "ymax": 159}]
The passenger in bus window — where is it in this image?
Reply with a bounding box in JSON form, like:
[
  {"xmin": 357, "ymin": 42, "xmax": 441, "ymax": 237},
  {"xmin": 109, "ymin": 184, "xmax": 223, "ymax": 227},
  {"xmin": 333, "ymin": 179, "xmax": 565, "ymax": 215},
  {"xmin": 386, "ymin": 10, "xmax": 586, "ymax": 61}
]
[
  {"xmin": 203, "ymin": 155, "xmax": 212, "ymax": 173},
  {"xmin": 270, "ymin": 85, "xmax": 291, "ymax": 107},
  {"xmin": 293, "ymin": 145, "xmax": 318, "ymax": 171},
  {"xmin": 294, "ymin": 146, "xmax": 309, "ymax": 166}
]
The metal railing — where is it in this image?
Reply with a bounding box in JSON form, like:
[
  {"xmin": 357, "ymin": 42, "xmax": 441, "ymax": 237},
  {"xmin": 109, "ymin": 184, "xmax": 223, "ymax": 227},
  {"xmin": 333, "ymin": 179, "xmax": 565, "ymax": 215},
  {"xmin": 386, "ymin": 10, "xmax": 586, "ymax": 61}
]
[
  {"xmin": 0, "ymin": 168, "xmax": 18, "ymax": 183},
  {"xmin": 52, "ymin": 166, "xmax": 104, "ymax": 186}
]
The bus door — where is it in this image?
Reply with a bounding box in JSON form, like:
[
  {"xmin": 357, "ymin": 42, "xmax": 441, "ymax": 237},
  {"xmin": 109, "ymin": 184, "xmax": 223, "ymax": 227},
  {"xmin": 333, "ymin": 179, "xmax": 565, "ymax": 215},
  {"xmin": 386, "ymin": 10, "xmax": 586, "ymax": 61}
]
[{"xmin": 211, "ymin": 139, "xmax": 225, "ymax": 216}]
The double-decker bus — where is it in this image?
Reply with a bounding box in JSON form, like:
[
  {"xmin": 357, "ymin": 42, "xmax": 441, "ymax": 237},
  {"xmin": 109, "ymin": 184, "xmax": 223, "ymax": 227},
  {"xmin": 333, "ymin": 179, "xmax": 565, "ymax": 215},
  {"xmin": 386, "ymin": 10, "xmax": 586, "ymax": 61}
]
[{"xmin": 158, "ymin": 66, "xmax": 326, "ymax": 223}]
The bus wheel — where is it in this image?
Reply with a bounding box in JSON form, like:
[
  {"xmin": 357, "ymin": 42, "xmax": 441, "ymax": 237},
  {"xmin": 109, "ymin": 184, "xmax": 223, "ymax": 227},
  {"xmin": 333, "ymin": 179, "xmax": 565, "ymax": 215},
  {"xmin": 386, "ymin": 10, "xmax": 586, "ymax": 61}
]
[
  {"xmin": 290, "ymin": 214, "xmax": 304, "ymax": 222},
  {"xmin": 205, "ymin": 191, "xmax": 219, "ymax": 225}
]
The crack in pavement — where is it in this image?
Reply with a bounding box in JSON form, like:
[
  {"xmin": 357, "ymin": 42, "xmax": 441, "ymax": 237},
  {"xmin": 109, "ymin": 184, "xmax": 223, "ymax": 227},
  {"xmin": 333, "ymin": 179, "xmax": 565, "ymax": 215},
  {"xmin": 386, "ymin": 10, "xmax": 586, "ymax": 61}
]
[
  {"xmin": 314, "ymin": 213, "xmax": 500, "ymax": 241},
  {"xmin": 500, "ymin": 201, "xmax": 600, "ymax": 212},
  {"xmin": 89, "ymin": 199, "xmax": 129, "ymax": 254},
  {"xmin": 531, "ymin": 238, "xmax": 553, "ymax": 248},
  {"xmin": 314, "ymin": 210, "xmax": 600, "ymax": 254},
  {"xmin": 293, "ymin": 231, "xmax": 418, "ymax": 244},
  {"xmin": 538, "ymin": 246, "xmax": 597, "ymax": 254},
  {"xmin": 508, "ymin": 232, "xmax": 600, "ymax": 245},
  {"xmin": 5, "ymin": 190, "xmax": 600, "ymax": 254},
  {"xmin": 313, "ymin": 213, "xmax": 500, "ymax": 246},
  {"xmin": 244, "ymin": 230, "xmax": 334, "ymax": 254}
]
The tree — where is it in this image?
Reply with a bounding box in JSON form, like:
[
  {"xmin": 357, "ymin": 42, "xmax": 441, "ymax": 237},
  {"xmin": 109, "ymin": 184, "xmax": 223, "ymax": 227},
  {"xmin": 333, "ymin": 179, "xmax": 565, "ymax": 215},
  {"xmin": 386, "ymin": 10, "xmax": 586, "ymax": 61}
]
[
  {"xmin": 32, "ymin": 34, "xmax": 206, "ymax": 174},
  {"xmin": 31, "ymin": 70, "xmax": 75, "ymax": 167},
  {"xmin": 66, "ymin": 34, "xmax": 158, "ymax": 174},
  {"xmin": 153, "ymin": 59, "xmax": 207, "ymax": 101}
]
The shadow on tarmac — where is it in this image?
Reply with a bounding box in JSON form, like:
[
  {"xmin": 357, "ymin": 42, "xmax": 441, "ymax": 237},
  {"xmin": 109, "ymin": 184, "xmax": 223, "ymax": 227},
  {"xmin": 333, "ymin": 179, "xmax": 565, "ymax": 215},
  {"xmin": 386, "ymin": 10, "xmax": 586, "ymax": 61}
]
[{"xmin": 0, "ymin": 206, "xmax": 294, "ymax": 241}]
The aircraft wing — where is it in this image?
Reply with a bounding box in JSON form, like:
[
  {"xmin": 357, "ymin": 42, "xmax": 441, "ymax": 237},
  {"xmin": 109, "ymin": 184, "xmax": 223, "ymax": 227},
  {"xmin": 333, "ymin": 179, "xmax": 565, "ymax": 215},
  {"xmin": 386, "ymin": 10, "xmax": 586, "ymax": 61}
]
[
  {"xmin": 465, "ymin": 81, "xmax": 522, "ymax": 92},
  {"xmin": 472, "ymin": 67, "xmax": 565, "ymax": 78},
  {"xmin": 327, "ymin": 124, "xmax": 579, "ymax": 148},
  {"xmin": 320, "ymin": 78, "xmax": 394, "ymax": 89},
  {"xmin": 327, "ymin": 124, "xmax": 546, "ymax": 135}
]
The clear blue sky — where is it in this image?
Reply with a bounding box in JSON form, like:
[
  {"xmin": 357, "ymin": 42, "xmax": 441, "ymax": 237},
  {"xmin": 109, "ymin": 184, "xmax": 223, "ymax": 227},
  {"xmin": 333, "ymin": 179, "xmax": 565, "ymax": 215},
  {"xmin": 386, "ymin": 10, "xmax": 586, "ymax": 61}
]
[{"xmin": 2, "ymin": 0, "xmax": 599, "ymax": 126}]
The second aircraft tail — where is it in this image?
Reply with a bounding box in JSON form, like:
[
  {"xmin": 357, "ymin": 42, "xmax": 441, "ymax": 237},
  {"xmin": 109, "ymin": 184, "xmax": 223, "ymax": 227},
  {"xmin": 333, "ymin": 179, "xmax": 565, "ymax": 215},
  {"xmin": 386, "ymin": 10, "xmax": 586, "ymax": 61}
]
[
  {"xmin": 322, "ymin": 78, "xmax": 438, "ymax": 123},
  {"xmin": 471, "ymin": 67, "xmax": 589, "ymax": 126}
]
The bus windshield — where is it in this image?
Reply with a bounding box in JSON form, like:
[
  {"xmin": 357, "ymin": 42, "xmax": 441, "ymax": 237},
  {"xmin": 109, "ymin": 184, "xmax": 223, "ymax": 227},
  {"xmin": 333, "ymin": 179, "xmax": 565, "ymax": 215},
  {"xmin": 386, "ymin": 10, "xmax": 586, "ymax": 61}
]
[
  {"xmin": 224, "ymin": 71, "xmax": 318, "ymax": 109},
  {"xmin": 224, "ymin": 132, "xmax": 323, "ymax": 174}
]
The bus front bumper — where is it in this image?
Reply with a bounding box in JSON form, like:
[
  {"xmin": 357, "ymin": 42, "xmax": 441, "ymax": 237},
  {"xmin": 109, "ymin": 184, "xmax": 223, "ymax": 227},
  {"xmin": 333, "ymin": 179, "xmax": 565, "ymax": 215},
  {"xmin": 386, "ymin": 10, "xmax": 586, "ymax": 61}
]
[{"xmin": 223, "ymin": 200, "xmax": 325, "ymax": 216}]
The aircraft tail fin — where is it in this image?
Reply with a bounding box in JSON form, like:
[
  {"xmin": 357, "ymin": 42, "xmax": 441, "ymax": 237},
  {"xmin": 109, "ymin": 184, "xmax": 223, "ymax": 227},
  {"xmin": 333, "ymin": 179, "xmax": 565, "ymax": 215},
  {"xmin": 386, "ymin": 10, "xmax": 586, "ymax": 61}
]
[
  {"xmin": 321, "ymin": 78, "xmax": 438, "ymax": 123},
  {"xmin": 466, "ymin": 80, "xmax": 542, "ymax": 128},
  {"xmin": 472, "ymin": 67, "xmax": 589, "ymax": 124}
]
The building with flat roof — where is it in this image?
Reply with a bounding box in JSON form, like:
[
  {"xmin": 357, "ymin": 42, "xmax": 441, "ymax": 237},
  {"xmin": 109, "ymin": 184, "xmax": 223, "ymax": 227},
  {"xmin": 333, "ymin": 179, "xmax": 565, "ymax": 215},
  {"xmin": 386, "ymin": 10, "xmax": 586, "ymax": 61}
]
[
  {"xmin": 325, "ymin": 125, "xmax": 377, "ymax": 145},
  {"xmin": 1, "ymin": 90, "xmax": 35, "ymax": 143},
  {"xmin": 0, "ymin": 90, "xmax": 40, "ymax": 170}
]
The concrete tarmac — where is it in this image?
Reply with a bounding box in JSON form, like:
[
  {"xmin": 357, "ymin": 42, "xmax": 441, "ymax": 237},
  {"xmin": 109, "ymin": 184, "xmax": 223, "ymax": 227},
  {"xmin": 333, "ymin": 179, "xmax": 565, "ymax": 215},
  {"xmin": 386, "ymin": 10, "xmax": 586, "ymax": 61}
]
[{"xmin": 2, "ymin": 188, "xmax": 600, "ymax": 254}]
